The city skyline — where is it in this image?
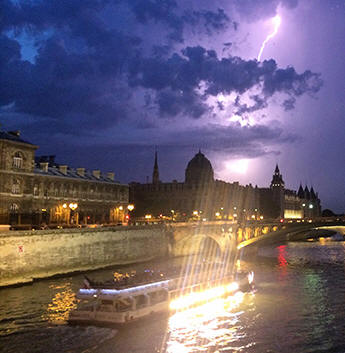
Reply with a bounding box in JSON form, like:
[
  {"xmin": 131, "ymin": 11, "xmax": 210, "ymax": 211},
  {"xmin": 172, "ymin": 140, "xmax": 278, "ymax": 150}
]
[{"xmin": 0, "ymin": 0, "xmax": 344, "ymax": 212}]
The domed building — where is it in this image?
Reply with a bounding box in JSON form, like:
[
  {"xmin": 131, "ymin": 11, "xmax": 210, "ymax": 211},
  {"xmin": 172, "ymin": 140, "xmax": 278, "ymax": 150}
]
[
  {"xmin": 130, "ymin": 150, "xmax": 259, "ymax": 220},
  {"xmin": 185, "ymin": 150, "xmax": 214, "ymax": 185},
  {"xmin": 130, "ymin": 152, "xmax": 321, "ymax": 221}
]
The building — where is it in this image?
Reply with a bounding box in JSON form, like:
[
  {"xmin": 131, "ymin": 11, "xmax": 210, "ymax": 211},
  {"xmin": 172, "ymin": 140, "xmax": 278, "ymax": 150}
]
[
  {"xmin": 130, "ymin": 152, "xmax": 321, "ymax": 221},
  {"xmin": 130, "ymin": 151, "xmax": 260, "ymax": 222},
  {"xmin": 0, "ymin": 130, "xmax": 129, "ymax": 228}
]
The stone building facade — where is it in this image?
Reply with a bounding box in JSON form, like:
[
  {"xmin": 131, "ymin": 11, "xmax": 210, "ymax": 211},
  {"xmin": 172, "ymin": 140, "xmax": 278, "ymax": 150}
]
[
  {"xmin": 0, "ymin": 130, "xmax": 129, "ymax": 227},
  {"xmin": 130, "ymin": 152, "xmax": 321, "ymax": 221},
  {"xmin": 130, "ymin": 151, "xmax": 260, "ymax": 222}
]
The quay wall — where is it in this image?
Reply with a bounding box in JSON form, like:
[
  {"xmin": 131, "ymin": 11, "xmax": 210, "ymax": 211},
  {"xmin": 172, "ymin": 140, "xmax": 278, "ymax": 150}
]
[
  {"xmin": 0, "ymin": 221, "xmax": 238, "ymax": 287},
  {"xmin": 0, "ymin": 226, "xmax": 170, "ymax": 287}
]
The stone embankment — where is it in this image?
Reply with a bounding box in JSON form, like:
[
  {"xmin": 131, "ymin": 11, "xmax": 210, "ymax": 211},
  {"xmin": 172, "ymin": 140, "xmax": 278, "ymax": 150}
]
[
  {"xmin": 0, "ymin": 221, "xmax": 237, "ymax": 287},
  {"xmin": 0, "ymin": 225, "xmax": 170, "ymax": 287}
]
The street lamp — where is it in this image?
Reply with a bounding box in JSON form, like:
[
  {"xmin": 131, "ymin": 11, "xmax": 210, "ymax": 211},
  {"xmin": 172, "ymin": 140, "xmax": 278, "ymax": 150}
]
[
  {"xmin": 69, "ymin": 203, "xmax": 78, "ymax": 211},
  {"xmin": 67, "ymin": 202, "xmax": 78, "ymax": 225},
  {"xmin": 127, "ymin": 204, "xmax": 134, "ymax": 211}
]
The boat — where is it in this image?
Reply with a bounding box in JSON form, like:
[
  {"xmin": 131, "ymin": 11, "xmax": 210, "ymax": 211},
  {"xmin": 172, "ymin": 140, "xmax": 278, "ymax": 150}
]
[{"xmin": 68, "ymin": 271, "xmax": 254, "ymax": 325}]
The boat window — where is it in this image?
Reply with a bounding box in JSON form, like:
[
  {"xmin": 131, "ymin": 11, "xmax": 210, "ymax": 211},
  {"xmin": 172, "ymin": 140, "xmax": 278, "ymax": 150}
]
[
  {"xmin": 116, "ymin": 299, "xmax": 133, "ymax": 312},
  {"xmin": 149, "ymin": 290, "xmax": 168, "ymax": 304},
  {"xmin": 101, "ymin": 299, "xmax": 113, "ymax": 305},
  {"xmin": 77, "ymin": 299, "xmax": 96, "ymax": 311},
  {"xmin": 133, "ymin": 294, "xmax": 148, "ymax": 308}
]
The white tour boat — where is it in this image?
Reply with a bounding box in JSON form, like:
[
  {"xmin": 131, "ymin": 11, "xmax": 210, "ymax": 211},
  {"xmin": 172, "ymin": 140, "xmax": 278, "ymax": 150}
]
[{"xmin": 68, "ymin": 272, "xmax": 253, "ymax": 325}]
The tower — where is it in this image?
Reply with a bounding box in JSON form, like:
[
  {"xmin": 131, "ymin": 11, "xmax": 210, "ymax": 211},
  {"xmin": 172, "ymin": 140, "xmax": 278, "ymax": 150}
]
[
  {"xmin": 270, "ymin": 164, "xmax": 285, "ymax": 218},
  {"xmin": 152, "ymin": 150, "xmax": 159, "ymax": 185}
]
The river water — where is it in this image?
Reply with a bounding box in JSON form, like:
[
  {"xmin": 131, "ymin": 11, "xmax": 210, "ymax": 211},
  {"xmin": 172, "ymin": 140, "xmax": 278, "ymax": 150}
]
[{"xmin": 1, "ymin": 238, "xmax": 345, "ymax": 353}]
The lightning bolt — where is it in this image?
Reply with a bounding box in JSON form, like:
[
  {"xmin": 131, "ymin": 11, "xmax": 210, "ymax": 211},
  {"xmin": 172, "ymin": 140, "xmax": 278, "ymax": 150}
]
[{"xmin": 257, "ymin": 15, "xmax": 281, "ymax": 61}]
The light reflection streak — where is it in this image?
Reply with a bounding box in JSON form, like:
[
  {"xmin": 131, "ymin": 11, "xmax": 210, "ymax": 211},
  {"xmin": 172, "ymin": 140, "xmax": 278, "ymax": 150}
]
[
  {"xmin": 166, "ymin": 291, "xmax": 248, "ymax": 353},
  {"xmin": 170, "ymin": 282, "xmax": 239, "ymax": 310},
  {"xmin": 42, "ymin": 283, "xmax": 77, "ymax": 323}
]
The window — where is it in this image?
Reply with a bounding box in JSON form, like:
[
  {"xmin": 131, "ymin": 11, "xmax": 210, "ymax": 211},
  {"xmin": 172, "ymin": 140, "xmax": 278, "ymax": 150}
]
[
  {"xmin": 11, "ymin": 179, "xmax": 20, "ymax": 194},
  {"xmin": 33, "ymin": 185, "xmax": 39, "ymax": 196},
  {"xmin": 12, "ymin": 152, "xmax": 23, "ymax": 169},
  {"xmin": 10, "ymin": 203, "xmax": 19, "ymax": 213}
]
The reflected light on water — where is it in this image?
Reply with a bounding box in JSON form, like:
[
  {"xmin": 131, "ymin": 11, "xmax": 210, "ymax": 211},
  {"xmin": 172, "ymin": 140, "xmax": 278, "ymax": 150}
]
[
  {"xmin": 169, "ymin": 282, "xmax": 239, "ymax": 311},
  {"xmin": 43, "ymin": 283, "xmax": 77, "ymax": 323},
  {"xmin": 167, "ymin": 291, "xmax": 247, "ymax": 353}
]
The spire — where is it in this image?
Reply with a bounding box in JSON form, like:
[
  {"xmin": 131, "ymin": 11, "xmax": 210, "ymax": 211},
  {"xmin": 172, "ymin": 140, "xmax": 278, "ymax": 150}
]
[
  {"xmin": 152, "ymin": 149, "xmax": 159, "ymax": 185},
  {"xmin": 297, "ymin": 184, "xmax": 305, "ymax": 198},
  {"xmin": 304, "ymin": 185, "xmax": 310, "ymax": 199},
  {"xmin": 270, "ymin": 164, "xmax": 285, "ymax": 188},
  {"xmin": 310, "ymin": 186, "xmax": 316, "ymax": 199}
]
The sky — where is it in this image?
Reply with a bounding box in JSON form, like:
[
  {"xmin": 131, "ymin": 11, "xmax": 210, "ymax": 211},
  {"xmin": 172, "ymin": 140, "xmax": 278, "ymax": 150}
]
[{"xmin": 0, "ymin": 0, "xmax": 344, "ymax": 212}]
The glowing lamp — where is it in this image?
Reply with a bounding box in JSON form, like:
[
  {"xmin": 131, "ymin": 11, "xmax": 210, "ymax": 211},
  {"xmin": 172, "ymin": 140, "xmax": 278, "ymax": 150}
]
[
  {"xmin": 127, "ymin": 204, "xmax": 134, "ymax": 211},
  {"xmin": 69, "ymin": 203, "xmax": 78, "ymax": 211}
]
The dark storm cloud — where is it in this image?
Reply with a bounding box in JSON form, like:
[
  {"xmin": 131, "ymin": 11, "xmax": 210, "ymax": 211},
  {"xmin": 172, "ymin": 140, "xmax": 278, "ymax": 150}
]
[
  {"xmin": 234, "ymin": 94, "xmax": 268, "ymax": 115},
  {"xmin": 0, "ymin": 0, "xmax": 321, "ymax": 136},
  {"xmin": 162, "ymin": 122, "xmax": 297, "ymax": 156},
  {"xmin": 130, "ymin": 48, "xmax": 322, "ymax": 117}
]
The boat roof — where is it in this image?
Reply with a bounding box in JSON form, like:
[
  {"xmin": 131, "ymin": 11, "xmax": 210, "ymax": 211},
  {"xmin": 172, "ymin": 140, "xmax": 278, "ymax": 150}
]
[{"xmin": 78, "ymin": 280, "xmax": 170, "ymax": 299}]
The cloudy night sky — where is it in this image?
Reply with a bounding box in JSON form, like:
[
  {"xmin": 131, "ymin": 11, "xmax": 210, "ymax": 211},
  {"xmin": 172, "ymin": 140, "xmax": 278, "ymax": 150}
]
[{"xmin": 0, "ymin": 0, "xmax": 344, "ymax": 212}]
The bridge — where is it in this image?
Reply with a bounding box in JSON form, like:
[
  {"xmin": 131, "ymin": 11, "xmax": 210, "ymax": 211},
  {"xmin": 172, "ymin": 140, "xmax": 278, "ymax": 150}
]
[
  {"xmin": 171, "ymin": 217, "xmax": 345, "ymax": 258},
  {"xmin": 236, "ymin": 219, "xmax": 345, "ymax": 251}
]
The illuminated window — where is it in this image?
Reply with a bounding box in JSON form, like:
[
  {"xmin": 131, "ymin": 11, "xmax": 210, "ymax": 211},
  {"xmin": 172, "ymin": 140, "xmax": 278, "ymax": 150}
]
[
  {"xmin": 12, "ymin": 152, "xmax": 23, "ymax": 169},
  {"xmin": 11, "ymin": 179, "xmax": 20, "ymax": 194},
  {"xmin": 10, "ymin": 203, "xmax": 19, "ymax": 212}
]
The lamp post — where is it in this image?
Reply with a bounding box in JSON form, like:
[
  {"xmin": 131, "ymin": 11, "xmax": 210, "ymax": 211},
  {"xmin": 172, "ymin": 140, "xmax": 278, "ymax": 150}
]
[
  {"xmin": 64, "ymin": 202, "xmax": 78, "ymax": 225},
  {"xmin": 126, "ymin": 204, "xmax": 135, "ymax": 224}
]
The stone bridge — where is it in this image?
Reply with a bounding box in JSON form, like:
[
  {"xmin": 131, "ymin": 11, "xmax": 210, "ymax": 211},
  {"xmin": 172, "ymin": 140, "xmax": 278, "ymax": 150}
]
[
  {"xmin": 236, "ymin": 219, "xmax": 345, "ymax": 253},
  {"xmin": 170, "ymin": 218, "xmax": 345, "ymax": 257}
]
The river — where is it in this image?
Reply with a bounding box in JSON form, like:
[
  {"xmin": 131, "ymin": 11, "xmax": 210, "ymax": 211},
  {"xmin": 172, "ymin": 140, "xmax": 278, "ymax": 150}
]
[{"xmin": 1, "ymin": 237, "xmax": 345, "ymax": 353}]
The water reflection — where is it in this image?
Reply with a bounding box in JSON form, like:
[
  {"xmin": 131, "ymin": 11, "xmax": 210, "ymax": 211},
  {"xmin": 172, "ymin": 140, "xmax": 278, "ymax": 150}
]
[
  {"xmin": 300, "ymin": 270, "xmax": 335, "ymax": 351},
  {"xmin": 43, "ymin": 282, "xmax": 77, "ymax": 323},
  {"xmin": 166, "ymin": 291, "xmax": 250, "ymax": 353}
]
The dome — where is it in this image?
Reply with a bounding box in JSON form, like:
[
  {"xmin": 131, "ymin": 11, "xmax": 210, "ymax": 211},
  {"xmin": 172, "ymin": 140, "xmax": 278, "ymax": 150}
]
[{"xmin": 185, "ymin": 151, "xmax": 214, "ymax": 185}]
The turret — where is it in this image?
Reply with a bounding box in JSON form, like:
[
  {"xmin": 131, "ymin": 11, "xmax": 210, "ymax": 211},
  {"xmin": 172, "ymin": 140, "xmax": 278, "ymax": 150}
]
[
  {"xmin": 304, "ymin": 186, "xmax": 310, "ymax": 200},
  {"xmin": 270, "ymin": 164, "xmax": 285, "ymax": 188},
  {"xmin": 297, "ymin": 184, "xmax": 305, "ymax": 198},
  {"xmin": 152, "ymin": 150, "xmax": 159, "ymax": 185}
]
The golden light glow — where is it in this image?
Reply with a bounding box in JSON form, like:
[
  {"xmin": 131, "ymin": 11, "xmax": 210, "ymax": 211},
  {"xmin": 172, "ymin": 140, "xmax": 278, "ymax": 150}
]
[
  {"xmin": 215, "ymin": 212, "xmax": 220, "ymax": 217},
  {"xmin": 119, "ymin": 206, "xmax": 123, "ymax": 211},
  {"xmin": 145, "ymin": 214, "xmax": 152, "ymax": 219},
  {"xmin": 166, "ymin": 291, "xmax": 247, "ymax": 353},
  {"xmin": 62, "ymin": 203, "xmax": 67, "ymax": 209},
  {"xmin": 68, "ymin": 202, "xmax": 78, "ymax": 210},
  {"xmin": 169, "ymin": 282, "xmax": 239, "ymax": 311},
  {"xmin": 127, "ymin": 204, "xmax": 134, "ymax": 211},
  {"xmin": 43, "ymin": 283, "xmax": 77, "ymax": 323},
  {"xmin": 193, "ymin": 210, "xmax": 198, "ymax": 216}
]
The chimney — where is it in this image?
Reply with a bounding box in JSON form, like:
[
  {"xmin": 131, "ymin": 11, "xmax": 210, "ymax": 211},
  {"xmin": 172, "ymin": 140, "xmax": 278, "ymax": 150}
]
[
  {"xmin": 59, "ymin": 165, "xmax": 68, "ymax": 175},
  {"xmin": 8, "ymin": 130, "xmax": 20, "ymax": 137},
  {"xmin": 107, "ymin": 172, "xmax": 115, "ymax": 181},
  {"xmin": 40, "ymin": 162, "xmax": 49, "ymax": 172},
  {"xmin": 92, "ymin": 170, "xmax": 101, "ymax": 179},
  {"xmin": 77, "ymin": 168, "xmax": 85, "ymax": 177}
]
